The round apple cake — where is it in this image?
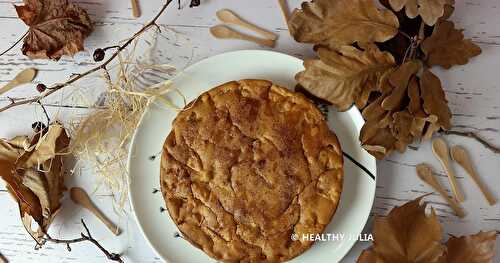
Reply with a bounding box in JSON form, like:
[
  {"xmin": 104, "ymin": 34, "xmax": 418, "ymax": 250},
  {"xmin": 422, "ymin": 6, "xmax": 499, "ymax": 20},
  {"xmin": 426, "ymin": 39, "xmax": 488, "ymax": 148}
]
[{"xmin": 160, "ymin": 79, "xmax": 343, "ymax": 262}]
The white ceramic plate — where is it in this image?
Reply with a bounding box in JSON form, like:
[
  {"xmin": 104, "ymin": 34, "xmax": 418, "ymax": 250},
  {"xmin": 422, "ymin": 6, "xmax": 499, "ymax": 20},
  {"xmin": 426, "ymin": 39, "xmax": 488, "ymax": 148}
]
[{"xmin": 128, "ymin": 50, "xmax": 376, "ymax": 263}]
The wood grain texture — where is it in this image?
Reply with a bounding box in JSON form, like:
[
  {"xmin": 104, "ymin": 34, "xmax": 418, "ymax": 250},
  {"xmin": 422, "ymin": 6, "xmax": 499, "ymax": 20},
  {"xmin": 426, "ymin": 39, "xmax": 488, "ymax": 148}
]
[{"xmin": 0, "ymin": 0, "xmax": 499, "ymax": 262}]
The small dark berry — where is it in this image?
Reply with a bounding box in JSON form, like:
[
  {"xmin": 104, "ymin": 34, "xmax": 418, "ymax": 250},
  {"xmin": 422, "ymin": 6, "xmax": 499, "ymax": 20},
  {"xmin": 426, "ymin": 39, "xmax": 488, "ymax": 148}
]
[
  {"xmin": 32, "ymin": 121, "xmax": 46, "ymax": 132},
  {"xmin": 93, "ymin": 48, "xmax": 105, "ymax": 62},
  {"xmin": 36, "ymin": 83, "xmax": 47, "ymax": 93},
  {"xmin": 189, "ymin": 0, "xmax": 200, "ymax": 7}
]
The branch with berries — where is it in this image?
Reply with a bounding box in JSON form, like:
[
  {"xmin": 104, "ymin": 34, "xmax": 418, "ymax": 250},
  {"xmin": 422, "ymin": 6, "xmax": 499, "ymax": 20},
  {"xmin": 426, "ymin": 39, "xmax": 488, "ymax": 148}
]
[{"xmin": 0, "ymin": 0, "xmax": 175, "ymax": 113}]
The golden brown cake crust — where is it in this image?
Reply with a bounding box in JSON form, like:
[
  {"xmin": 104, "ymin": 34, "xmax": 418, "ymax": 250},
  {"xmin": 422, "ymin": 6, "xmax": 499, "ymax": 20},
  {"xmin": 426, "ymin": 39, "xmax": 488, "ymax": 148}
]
[{"xmin": 160, "ymin": 79, "xmax": 343, "ymax": 262}]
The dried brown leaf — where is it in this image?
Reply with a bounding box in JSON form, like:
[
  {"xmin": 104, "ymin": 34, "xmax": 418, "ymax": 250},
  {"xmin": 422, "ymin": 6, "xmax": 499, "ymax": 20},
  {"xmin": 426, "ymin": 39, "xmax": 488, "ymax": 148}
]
[
  {"xmin": 0, "ymin": 122, "xmax": 70, "ymax": 243},
  {"xmin": 420, "ymin": 69, "xmax": 452, "ymax": 130},
  {"xmin": 15, "ymin": 0, "xmax": 93, "ymax": 60},
  {"xmin": 391, "ymin": 111, "xmax": 414, "ymax": 152},
  {"xmin": 421, "ymin": 21, "xmax": 481, "ymax": 69},
  {"xmin": 407, "ymin": 76, "xmax": 423, "ymax": 115},
  {"xmin": 289, "ymin": 0, "xmax": 399, "ymax": 47},
  {"xmin": 358, "ymin": 196, "xmax": 446, "ymax": 263},
  {"xmin": 381, "ymin": 60, "xmax": 421, "ymax": 110},
  {"xmin": 388, "ymin": 0, "xmax": 447, "ymax": 26},
  {"xmin": 444, "ymin": 231, "xmax": 498, "ymax": 263},
  {"xmin": 296, "ymin": 44, "xmax": 395, "ymax": 111}
]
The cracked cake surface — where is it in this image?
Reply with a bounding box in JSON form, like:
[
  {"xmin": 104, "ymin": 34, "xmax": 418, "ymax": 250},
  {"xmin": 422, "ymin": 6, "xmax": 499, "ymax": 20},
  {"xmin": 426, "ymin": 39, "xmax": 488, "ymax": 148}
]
[{"xmin": 160, "ymin": 79, "xmax": 343, "ymax": 262}]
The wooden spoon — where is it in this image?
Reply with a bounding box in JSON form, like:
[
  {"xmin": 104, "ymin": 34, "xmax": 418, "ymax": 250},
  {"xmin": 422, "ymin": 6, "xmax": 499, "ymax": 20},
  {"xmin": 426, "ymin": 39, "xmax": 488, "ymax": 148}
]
[
  {"xmin": 0, "ymin": 68, "xmax": 37, "ymax": 96},
  {"xmin": 131, "ymin": 0, "xmax": 141, "ymax": 18},
  {"xmin": 451, "ymin": 146, "xmax": 497, "ymax": 206},
  {"xmin": 70, "ymin": 187, "xmax": 122, "ymax": 236},
  {"xmin": 416, "ymin": 163, "xmax": 466, "ymax": 218},
  {"xmin": 277, "ymin": 0, "xmax": 289, "ymax": 24},
  {"xmin": 432, "ymin": 138, "xmax": 465, "ymax": 202},
  {"xmin": 216, "ymin": 9, "xmax": 278, "ymax": 40},
  {"xmin": 210, "ymin": 25, "xmax": 275, "ymax": 48}
]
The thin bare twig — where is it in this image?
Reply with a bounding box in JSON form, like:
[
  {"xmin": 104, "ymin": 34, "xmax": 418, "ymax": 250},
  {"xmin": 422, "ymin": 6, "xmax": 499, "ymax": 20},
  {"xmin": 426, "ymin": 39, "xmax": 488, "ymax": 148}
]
[
  {"xmin": 0, "ymin": 0, "xmax": 174, "ymax": 113},
  {"xmin": 40, "ymin": 219, "xmax": 123, "ymax": 262},
  {"xmin": 37, "ymin": 101, "xmax": 51, "ymax": 125},
  {"xmin": 442, "ymin": 130, "xmax": 500, "ymax": 154},
  {"xmin": 0, "ymin": 31, "xmax": 28, "ymax": 57}
]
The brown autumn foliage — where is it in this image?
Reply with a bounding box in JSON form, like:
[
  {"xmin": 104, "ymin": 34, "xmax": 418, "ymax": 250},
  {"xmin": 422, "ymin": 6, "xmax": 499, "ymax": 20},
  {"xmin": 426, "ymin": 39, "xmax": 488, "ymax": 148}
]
[
  {"xmin": 289, "ymin": 0, "xmax": 481, "ymax": 159},
  {"xmin": 357, "ymin": 197, "xmax": 498, "ymax": 263},
  {"xmin": 0, "ymin": 123, "xmax": 70, "ymax": 243},
  {"xmin": 15, "ymin": 0, "xmax": 93, "ymax": 60}
]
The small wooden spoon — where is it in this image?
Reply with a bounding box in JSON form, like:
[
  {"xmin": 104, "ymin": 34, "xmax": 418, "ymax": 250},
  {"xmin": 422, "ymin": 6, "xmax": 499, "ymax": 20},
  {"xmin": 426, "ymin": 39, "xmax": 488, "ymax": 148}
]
[
  {"xmin": 451, "ymin": 146, "xmax": 497, "ymax": 206},
  {"xmin": 70, "ymin": 187, "xmax": 121, "ymax": 236},
  {"xmin": 210, "ymin": 25, "xmax": 275, "ymax": 47},
  {"xmin": 0, "ymin": 68, "xmax": 37, "ymax": 96},
  {"xmin": 432, "ymin": 138, "xmax": 465, "ymax": 202},
  {"xmin": 131, "ymin": 0, "xmax": 141, "ymax": 18},
  {"xmin": 416, "ymin": 163, "xmax": 466, "ymax": 218},
  {"xmin": 216, "ymin": 9, "xmax": 278, "ymax": 40},
  {"xmin": 277, "ymin": 0, "xmax": 289, "ymax": 24}
]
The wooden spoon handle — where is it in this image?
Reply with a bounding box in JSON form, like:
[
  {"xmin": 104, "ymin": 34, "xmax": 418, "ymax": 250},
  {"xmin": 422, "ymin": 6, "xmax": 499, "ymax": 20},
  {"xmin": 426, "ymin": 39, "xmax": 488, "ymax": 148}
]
[
  {"xmin": 234, "ymin": 20, "xmax": 278, "ymax": 40},
  {"xmin": 277, "ymin": 0, "xmax": 289, "ymax": 23},
  {"xmin": 443, "ymin": 162, "xmax": 465, "ymax": 203},
  {"xmin": 89, "ymin": 206, "xmax": 122, "ymax": 235},
  {"xmin": 236, "ymin": 33, "xmax": 275, "ymax": 47},
  {"xmin": 131, "ymin": 0, "xmax": 141, "ymax": 18},
  {"xmin": 467, "ymin": 168, "xmax": 497, "ymax": 205},
  {"xmin": 0, "ymin": 81, "xmax": 19, "ymax": 96},
  {"xmin": 434, "ymin": 186, "xmax": 466, "ymax": 218},
  {"xmin": 211, "ymin": 26, "xmax": 275, "ymax": 47}
]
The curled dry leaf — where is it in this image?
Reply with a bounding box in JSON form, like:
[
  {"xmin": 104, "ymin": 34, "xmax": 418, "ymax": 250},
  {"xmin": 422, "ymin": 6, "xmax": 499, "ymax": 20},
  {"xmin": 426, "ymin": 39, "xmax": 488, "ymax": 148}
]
[
  {"xmin": 15, "ymin": 0, "xmax": 93, "ymax": 60},
  {"xmin": 289, "ymin": 0, "xmax": 478, "ymax": 159},
  {"xmin": 296, "ymin": 44, "xmax": 395, "ymax": 111},
  {"xmin": 388, "ymin": 0, "xmax": 447, "ymax": 26},
  {"xmin": 288, "ymin": 0, "xmax": 399, "ymax": 48},
  {"xmin": 358, "ymin": 62, "xmax": 451, "ymax": 159},
  {"xmin": 0, "ymin": 123, "xmax": 70, "ymax": 243},
  {"xmin": 357, "ymin": 196, "xmax": 445, "ymax": 263},
  {"xmin": 420, "ymin": 69, "xmax": 452, "ymax": 130},
  {"xmin": 357, "ymin": 197, "xmax": 498, "ymax": 263},
  {"xmin": 421, "ymin": 21, "xmax": 481, "ymax": 69},
  {"xmin": 444, "ymin": 231, "xmax": 498, "ymax": 263}
]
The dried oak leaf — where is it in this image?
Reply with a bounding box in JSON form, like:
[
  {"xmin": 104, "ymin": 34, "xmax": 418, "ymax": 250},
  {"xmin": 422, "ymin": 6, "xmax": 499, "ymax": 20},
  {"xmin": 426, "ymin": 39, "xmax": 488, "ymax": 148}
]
[
  {"xmin": 288, "ymin": 0, "xmax": 399, "ymax": 48},
  {"xmin": 357, "ymin": 196, "xmax": 446, "ymax": 263},
  {"xmin": 443, "ymin": 231, "xmax": 498, "ymax": 263},
  {"xmin": 381, "ymin": 60, "xmax": 422, "ymax": 110},
  {"xmin": 296, "ymin": 44, "xmax": 396, "ymax": 111},
  {"xmin": 420, "ymin": 69, "xmax": 452, "ymax": 130},
  {"xmin": 15, "ymin": 0, "xmax": 93, "ymax": 60},
  {"xmin": 388, "ymin": 0, "xmax": 448, "ymax": 26},
  {"xmin": 0, "ymin": 123, "xmax": 70, "ymax": 243},
  {"xmin": 421, "ymin": 20, "xmax": 481, "ymax": 69}
]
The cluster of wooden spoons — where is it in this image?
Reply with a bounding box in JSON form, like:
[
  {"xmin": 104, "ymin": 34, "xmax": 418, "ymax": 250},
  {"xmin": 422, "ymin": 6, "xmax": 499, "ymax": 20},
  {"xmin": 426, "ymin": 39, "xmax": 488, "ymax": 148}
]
[
  {"xmin": 210, "ymin": 9, "xmax": 278, "ymax": 47},
  {"xmin": 416, "ymin": 138, "xmax": 496, "ymax": 218}
]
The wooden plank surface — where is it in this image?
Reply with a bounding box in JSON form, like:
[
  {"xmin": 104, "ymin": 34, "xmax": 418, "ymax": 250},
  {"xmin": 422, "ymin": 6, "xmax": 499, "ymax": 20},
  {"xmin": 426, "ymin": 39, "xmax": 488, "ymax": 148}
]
[{"xmin": 1, "ymin": 0, "xmax": 499, "ymax": 262}]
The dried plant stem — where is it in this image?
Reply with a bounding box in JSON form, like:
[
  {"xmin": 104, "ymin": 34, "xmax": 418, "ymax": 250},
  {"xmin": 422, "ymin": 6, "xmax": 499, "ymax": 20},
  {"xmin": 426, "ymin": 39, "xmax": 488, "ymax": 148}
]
[
  {"xmin": 0, "ymin": 31, "xmax": 28, "ymax": 57},
  {"xmin": 40, "ymin": 219, "xmax": 123, "ymax": 263},
  {"xmin": 442, "ymin": 130, "xmax": 500, "ymax": 154},
  {"xmin": 0, "ymin": 0, "xmax": 174, "ymax": 113}
]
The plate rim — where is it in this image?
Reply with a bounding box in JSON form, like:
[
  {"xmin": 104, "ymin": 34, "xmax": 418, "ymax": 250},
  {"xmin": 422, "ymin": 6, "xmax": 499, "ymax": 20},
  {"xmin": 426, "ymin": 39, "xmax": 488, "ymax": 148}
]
[{"xmin": 127, "ymin": 49, "xmax": 377, "ymax": 263}]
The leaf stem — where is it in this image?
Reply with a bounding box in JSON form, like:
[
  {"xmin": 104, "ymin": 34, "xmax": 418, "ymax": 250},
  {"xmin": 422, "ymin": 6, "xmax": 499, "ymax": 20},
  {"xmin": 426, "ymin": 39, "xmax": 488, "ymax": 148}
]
[{"xmin": 0, "ymin": 31, "xmax": 28, "ymax": 57}]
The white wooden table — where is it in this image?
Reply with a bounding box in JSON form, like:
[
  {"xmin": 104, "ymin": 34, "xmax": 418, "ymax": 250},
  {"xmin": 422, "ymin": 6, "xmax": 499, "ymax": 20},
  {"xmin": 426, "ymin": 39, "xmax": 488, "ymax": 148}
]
[{"xmin": 1, "ymin": 0, "xmax": 499, "ymax": 262}]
